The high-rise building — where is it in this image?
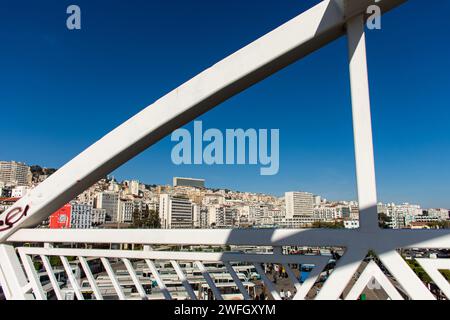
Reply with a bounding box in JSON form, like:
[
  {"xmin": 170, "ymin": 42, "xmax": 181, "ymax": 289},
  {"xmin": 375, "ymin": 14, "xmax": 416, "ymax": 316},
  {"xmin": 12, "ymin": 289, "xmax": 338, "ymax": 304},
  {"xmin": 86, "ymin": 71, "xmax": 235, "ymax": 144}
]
[
  {"xmin": 173, "ymin": 177, "xmax": 205, "ymax": 188},
  {"xmin": 96, "ymin": 191, "xmax": 120, "ymax": 222},
  {"xmin": 285, "ymin": 191, "xmax": 314, "ymax": 218},
  {"xmin": 119, "ymin": 200, "xmax": 134, "ymax": 223},
  {"xmin": 92, "ymin": 208, "xmax": 107, "ymax": 226},
  {"xmin": 10, "ymin": 186, "xmax": 30, "ymax": 198},
  {"xmin": 216, "ymin": 206, "xmax": 237, "ymax": 228},
  {"xmin": 49, "ymin": 203, "xmax": 94, "ymax": 229},
  {"xmin": 129, "ymin": 180, "xmax": 140, "ymax": 196},
  {"xmin": 0, "ymin": 161, "xmax": 31, "ymax": 186},
  {"xmin": 70, "ymin": 203, "xmax": 93, "ymax": 229},
  {"xmin": 159, "ymin": 194, "xmax": 193, "ymax": 229}
]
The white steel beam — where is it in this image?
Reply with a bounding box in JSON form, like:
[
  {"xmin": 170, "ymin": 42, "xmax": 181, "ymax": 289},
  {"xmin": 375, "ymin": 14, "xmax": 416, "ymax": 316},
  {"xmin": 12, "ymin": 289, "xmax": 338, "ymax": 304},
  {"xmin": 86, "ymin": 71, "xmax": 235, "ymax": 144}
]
[
  {"xmin": 123, "ymin": 258, "xmax": 147, "ymax": 299},
  {"xmin": 0, "ymin": 0, "xmax": 406, "ymax": 241},
  {"xmin": 79, "ymin": 256, "xmax": 103, "ymax": 300},
  {"xmin": 145, "ymin": 259, "xmax": 172, "ymax": 300},
  {"xmin": 40, "ymin": 255, "xmax": 63, "ymax": 300},
  {"xmin": 346, "ymin": 14, "xmax": 378, "ymax": 231},
  {"xmin": 292, "ymin": 258, "xmax": 328, "ymax": 300},
  {"xmin": 100, "ymin": 257, "xmax": 126, "ymax": 300},
  {"xmin": 224, "ymin": 261, "xmax": 251, "ymax": 300},
  {"xmin": 18, "ymin": 252, "xmax": 46, "ymax": 300},
  {"xmin": 345, "ymin": 260, "xmax": 403, "ymax": 300},
  {"xmin": 416, "ymin": 258, "xmax": 450, "ymax": 299},
  {"xmin": 316, "ymin": 246, "xmax": 367, "ymax": 300},
  {"xmin": 377, "ymin": 249, "xmax": 435, "ymax": 300},
  {"xmin": 61, "ymin": 256, "xmax": 84, "ymax": 300},
  {"xmin": 195, "ymin": 261, "xmax": 223, "ymax": 300},
  {"xmin": 171, "ymin": 260, "xmax": 197, "ymax": 300},
  {"xmin": 10, "ymin": 228, "xmax": 450, "ymax": 249},
  {"xmin": 0, "ymin": 245, "xmax": 30, "ymax": 300},
  {"xmin": 17, "ymin": 246, "xmax": 328, "ymax": 266}
]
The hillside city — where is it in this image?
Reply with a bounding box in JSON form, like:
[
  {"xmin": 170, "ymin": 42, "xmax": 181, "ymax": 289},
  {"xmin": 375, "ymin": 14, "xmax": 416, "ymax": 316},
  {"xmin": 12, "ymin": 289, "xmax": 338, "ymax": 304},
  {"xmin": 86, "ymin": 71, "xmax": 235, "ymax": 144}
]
[{"xmin": 1, "ymin": 160, "xmax": 449, "ymax": 231}]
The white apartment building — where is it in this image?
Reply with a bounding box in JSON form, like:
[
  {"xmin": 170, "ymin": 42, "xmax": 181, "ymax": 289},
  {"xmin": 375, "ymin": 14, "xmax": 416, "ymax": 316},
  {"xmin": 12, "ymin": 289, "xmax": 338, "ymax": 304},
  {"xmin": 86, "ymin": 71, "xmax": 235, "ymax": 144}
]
[
  {"xmin": 159, "ymin": 194, "xmax": 193, "ymax": 229},
  {"xmin": 124, "ymin": 180, "xmax": 141, "ymax": 197},
  {"xmin": 274, "ymin": 215, "xmax": 321, "ymax": 228},
  {"xmin": 313, "ymin": 204, "xmax": 346, "ymax": 221},
  {"xmin": 70, "ymin": 203, "xmax": 93, "ymax": 229},
  {"xmin": 344, "ymin": 220, "xmax": 360, "ymax": 229},
  {"xmin": 91, "ymin": 208, "xmax": 106, "ymax": 226},
  {"xmin": 119, "ymin": 200, "xmax": 134, "ymax": 223},
  {"xmin": 285, "ymin": 191, "xmax": 314, "ymax": 219},
  {"xmin": 0, "ymin": 161, "xmax": 31, "ymax": 186},
  {"xmin": 216, "ymin": 206, "xmax": 237, "ymax": 228},
  {"xmin": 173, "ymin": 177, "xmax": 205, "ymax": 188},
  {"xmin": 11, "ymin": 186, "xmax": 30, "ymax": 198},
  {"xmin": 248, "ymin": 205, "xmax": 268, "ymax": 225},
  {"xmin": 427, "ymin": 208, "xmax": 449, "ymax": 220},
  {"xmin": 96, "ymin": 191, "xmax": 120, "ymax": 222},
  {"xmin": 192, "ymin": 204, "xmax": 201, "ymax": 228}
]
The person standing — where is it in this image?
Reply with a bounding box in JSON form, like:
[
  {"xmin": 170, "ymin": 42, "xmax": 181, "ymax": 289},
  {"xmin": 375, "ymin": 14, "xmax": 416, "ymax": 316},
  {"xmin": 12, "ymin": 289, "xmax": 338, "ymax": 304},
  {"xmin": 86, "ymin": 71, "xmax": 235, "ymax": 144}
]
[
  {"xmin": 280, "ymin": 289, "xmax": 286, "ymax": 300},
  {"xmin": 286, "ymin": 290, "xmax": 292, "ymax": 300}
]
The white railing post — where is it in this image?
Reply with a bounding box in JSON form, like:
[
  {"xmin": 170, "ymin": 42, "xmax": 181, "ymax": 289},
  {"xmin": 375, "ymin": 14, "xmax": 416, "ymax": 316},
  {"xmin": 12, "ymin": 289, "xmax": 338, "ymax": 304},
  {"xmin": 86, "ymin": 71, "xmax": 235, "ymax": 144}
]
[
  {"xmin": 346, "ymin": 14, "xmax": 379, "ymax": 232},
  {"xmin": 0, "ymin": 244, "xmax": 31, "ymax": 300}
]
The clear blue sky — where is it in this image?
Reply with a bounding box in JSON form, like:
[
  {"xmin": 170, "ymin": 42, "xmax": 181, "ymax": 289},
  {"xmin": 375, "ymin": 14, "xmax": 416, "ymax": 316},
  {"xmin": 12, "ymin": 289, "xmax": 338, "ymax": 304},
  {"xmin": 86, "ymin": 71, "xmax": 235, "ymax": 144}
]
[{"xmin": 1, "ymin": 1, "xmax": 449, "ymax": 208}]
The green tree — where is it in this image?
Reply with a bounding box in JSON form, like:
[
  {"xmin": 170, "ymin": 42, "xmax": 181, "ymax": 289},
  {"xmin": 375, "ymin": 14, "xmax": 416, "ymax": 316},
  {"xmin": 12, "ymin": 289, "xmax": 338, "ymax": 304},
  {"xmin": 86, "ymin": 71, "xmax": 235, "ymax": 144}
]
[
  {"xmin": 311, "ymin": 221, "xmax": 344, "ymax": 229},
  {"xmin": 378, "ymin": 212, "xmax": 392, "ymax": 229},
  {"xmin": 132, "ymin": 205, "xmax": 160, "ymax": 229}
]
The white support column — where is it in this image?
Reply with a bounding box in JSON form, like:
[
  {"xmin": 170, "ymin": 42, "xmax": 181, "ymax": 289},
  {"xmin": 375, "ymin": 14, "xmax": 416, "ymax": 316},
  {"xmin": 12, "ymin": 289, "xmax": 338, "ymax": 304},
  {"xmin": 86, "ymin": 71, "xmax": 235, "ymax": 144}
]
[
  {"xmin": 0, "ymin": 245, "xmax": 31, "ymax": 300},
  {"xmin": 171, "ymin": 260, "xmax": 197, "ymax": 300},
  {"xmin": 61, "ymin": 256, "xmax": 85, "ymax": 300},
  {"xmin": 123, "ymin": 258, "xmax": 147, "ymax": 299},
  {"xmin": 316, "ymin": 246, "xmax": 367, "ymax": 300},
  {"xmin": 145, "ymin": 259, "xmax": 172, "ymax": 300},
  {"xmin": 346, "ymin": 14, "xmax": 379, "ymax": 232},
  {"xmin": 79, "ymin": 256, "xmax": 103, "ymax": 300},
  {"xmin": 377, "ymin": 249, "xmax": 435, "ymax": 300},
  {"xmin": 224, "ymin": 262, "xmax": 251, "ymax": 300},
  {"xmin": 40, "ymin": 255, "xmax": 63, "ymax": 300},
  {"xmin": 195, "ymin": 261, "xmax": 223, "ymax": 300}
]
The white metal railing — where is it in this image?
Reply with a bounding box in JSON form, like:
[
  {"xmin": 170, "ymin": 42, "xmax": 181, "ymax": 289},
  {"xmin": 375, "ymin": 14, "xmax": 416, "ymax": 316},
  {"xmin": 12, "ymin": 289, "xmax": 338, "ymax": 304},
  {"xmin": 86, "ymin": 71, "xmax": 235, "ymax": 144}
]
[
  {"xmin": 12, "ymin": 242, "xmax": 329, "ymax": 300},
  {"xmin": 2, "ymin": 228, "xmax": 449, "ymax": 300}
]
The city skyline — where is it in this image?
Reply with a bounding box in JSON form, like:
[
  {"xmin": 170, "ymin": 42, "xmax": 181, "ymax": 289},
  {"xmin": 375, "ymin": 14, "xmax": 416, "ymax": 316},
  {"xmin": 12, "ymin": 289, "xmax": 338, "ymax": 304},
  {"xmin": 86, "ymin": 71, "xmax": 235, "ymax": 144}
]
[
  {"xmin": 1, "ymin": 159, "xmax": 448, "ymax": 212},
  {"xmin": 1, "ymin": 0, "xmax": 450, "ymax": 208}
]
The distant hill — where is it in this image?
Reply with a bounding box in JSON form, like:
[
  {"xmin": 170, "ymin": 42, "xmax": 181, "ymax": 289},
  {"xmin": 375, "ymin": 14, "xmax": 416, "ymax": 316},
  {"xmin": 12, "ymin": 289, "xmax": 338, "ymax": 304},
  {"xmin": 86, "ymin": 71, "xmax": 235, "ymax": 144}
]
[{"xmin": 30, "ymin": 165, "xmax": 57, "ymax": 182}]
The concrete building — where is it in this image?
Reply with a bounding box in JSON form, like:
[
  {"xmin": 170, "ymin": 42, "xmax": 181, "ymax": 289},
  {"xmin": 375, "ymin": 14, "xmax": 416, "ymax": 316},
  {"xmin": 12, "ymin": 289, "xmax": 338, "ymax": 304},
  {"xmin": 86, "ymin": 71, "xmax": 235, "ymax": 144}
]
[
  {"xmin": 125, "ymin": 180, "xmax": 140, "ymax": 197},
  {"xmin": 159, "ymin": 194, "xmax": 193, "ymax": 229},
  {"xmin": 427, "ymin": 208, "xmax": 449, "ymax": 220},
  {"xmin": 119, "ymin": 200, "xmax": 134, "ymax": 223},
  {"xmin": 11, "ymin": 186, "xmax": 30, "ymax": 198},
  {"xmin": 344, "ymin": 220, "xmax": 360, "ymax": 229},
  {"xmin": 216, "ymin": 206, "xmax": 237, "ymax": 228},
  {"xmin": 0, "ymin": 161, "xmax": 31, "ymax": 186},
  {"xmin": 274, "ymin": 215, "xmax": 320, "ymax": 228},
  {"xmin": 285, "ymin": 191, "xmax": 314, "ymax": 218},
  {"xmin": 173, "ymin": 177, "xmax": 205, "ymax": 188},
  {"xmin": 96, "ymin": 191, "xmax": 120, "ymax": 222},
  {"xmin": 70, "ymin": 203, "xmax": 93, "ymax": 229},
  {"xmin": 91, "ymin": 208, "xmax": 107, "ymax": 226}
]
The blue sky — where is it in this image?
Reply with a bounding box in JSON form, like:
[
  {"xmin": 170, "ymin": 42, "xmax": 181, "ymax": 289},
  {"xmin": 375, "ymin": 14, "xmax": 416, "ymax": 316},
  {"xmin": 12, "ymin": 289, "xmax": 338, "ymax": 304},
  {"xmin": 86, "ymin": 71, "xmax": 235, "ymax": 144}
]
[{"xmin": 1, "ymin": 1, "xmax": 449, "ymax": 207}]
